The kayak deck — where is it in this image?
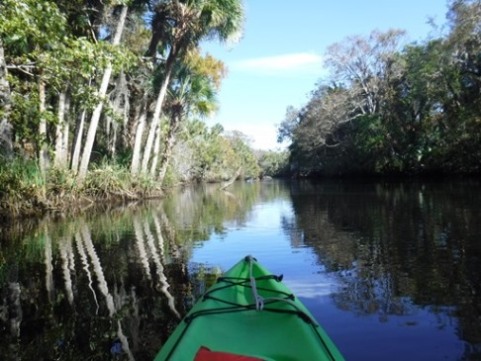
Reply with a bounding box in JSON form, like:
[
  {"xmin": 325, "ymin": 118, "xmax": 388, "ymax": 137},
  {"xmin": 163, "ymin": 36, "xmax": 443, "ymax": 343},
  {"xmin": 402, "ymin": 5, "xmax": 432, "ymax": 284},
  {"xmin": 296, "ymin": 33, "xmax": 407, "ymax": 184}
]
[{"xmin": 155, "ymin": 256, "xmax": 345, "ymax": 361}]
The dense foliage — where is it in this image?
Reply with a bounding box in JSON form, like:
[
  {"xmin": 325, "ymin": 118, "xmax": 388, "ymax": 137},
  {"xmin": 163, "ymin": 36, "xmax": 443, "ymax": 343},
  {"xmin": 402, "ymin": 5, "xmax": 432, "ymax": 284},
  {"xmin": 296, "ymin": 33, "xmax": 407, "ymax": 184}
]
[
  {"xmin": 4, "ymin": 0, "xmax": 481, "ymax": 216},
  {"xmin": 0, "ymin": 0, "xmax": 260, "ymax": 196},
  {"xmin": 279, "ymin": 0, "xmax": 481, "ymax": 176}
]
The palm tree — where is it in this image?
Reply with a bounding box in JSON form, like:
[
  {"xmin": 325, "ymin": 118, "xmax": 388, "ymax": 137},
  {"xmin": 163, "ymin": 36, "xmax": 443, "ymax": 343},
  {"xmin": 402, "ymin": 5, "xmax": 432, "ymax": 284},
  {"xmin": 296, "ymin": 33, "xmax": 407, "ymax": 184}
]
[
  {"xmin": 156, "ymin": 62, "xmax": 217, "ymax": 185},
  {"xmin": 140, "ymin": 0, "xmax": 244, "ymax": 173},
  {"xmin": 77, "ymin": 5, "xmax": 129, "ymax": 181}
]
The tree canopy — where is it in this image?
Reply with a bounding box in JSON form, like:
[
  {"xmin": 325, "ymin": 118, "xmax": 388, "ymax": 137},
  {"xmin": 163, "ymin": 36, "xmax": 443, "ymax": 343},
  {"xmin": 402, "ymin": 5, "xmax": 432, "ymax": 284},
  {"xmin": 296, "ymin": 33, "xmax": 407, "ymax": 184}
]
[
  {"xmin": 0, "ymin": 0, "xmax": 259, "ymax": 193},
  {"xmin": 279, "ymin": 0, "xmax": 481, "ymax": 176}
]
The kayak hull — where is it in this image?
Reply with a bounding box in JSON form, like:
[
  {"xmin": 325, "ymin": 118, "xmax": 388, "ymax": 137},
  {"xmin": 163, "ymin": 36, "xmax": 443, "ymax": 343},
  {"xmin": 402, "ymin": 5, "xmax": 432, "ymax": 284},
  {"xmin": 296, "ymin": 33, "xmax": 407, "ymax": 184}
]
[{"xmin": 155, "ymin": 256, "xmax": 345, "ymax": 361}]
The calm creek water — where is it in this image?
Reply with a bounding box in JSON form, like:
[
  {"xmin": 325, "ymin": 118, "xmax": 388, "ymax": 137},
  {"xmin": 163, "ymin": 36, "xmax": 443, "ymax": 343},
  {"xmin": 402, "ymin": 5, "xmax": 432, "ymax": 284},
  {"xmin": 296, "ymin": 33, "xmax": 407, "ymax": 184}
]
[{"xmin": 1, "ymin": 179, "xmax": 481, "ymax": 360}]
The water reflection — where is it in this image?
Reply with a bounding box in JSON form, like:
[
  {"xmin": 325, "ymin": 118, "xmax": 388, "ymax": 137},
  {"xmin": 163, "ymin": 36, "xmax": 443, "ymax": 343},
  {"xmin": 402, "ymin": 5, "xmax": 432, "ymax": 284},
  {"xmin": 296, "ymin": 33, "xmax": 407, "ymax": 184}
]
[
  {"xmin": 0, "ymin": 182, "xmax": 272, "ymax": 360},
  {"xmin": 287, "ymin": 179, "xmax": 481, "ymax": 359},
  {"xmin": 0, "ymin": 209, "xmax": 188, "ymax": 360},
  {"xmin": 0, "ymin": 180, "xmax": 480, "ymax": 360}
]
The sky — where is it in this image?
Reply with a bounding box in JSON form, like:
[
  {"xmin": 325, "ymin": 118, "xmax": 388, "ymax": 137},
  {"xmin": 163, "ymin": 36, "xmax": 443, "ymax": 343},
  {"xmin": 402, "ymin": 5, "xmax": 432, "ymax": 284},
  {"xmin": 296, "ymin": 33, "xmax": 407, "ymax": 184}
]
[{"xmin": 201, "ymin": 0, "xmax": 450, "ymax": 150}]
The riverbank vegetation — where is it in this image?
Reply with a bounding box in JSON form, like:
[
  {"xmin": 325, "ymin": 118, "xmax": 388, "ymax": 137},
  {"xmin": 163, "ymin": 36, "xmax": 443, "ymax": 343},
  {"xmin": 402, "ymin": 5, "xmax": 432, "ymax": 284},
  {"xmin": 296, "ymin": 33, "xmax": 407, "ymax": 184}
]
[
  {"xmin": 0, "ymin": 0, "xmax": 269, "ymax": 217},
  {"xmin": 3, "ymin": 0, "xmax": 480, "ymax": 218},
  {"xmin": 279, "ymin": 0, "xmax": 481, "ymax": 177}
]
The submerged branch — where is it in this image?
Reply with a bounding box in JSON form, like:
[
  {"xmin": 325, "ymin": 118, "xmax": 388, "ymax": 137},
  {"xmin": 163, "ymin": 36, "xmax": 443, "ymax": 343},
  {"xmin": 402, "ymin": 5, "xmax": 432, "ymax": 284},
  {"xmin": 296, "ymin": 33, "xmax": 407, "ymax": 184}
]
[{"xmin": 219, "ymin": 167, "xmax": 242, "ymax": 191}]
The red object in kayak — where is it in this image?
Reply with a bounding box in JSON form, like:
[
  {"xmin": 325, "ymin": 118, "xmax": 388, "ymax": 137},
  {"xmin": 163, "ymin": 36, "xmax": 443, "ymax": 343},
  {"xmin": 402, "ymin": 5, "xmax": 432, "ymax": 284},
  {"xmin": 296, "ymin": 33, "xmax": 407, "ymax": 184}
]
[{"xmin": 194, "ymin": 346, "xmax": 264, "ymax": 361}]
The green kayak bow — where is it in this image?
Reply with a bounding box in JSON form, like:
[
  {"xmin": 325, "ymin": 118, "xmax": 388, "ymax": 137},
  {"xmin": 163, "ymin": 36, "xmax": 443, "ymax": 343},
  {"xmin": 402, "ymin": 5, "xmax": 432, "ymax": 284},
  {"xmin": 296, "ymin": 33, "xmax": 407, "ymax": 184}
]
[{"xmin": 154, "ymin": 256, "xmax": 345, "ymax": 361}]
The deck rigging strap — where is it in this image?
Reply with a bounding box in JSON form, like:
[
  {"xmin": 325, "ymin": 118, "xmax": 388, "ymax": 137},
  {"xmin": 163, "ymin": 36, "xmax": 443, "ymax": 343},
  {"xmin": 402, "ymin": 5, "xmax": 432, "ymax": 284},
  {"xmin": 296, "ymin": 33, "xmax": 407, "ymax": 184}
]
[
  {"xmin": 164, "ymin": 257, "xmax": 338, "ymax": 361},
  {"xmin": 248, "ymin": 256, "xmax": 265, "ymax": 311},
  {"xmin": 245, "ymin": 256, "xmax": 318, "ymax": 326},
  {"xmin": 192, "ymin": 256, "xmax": 317, "ymax": 328}
]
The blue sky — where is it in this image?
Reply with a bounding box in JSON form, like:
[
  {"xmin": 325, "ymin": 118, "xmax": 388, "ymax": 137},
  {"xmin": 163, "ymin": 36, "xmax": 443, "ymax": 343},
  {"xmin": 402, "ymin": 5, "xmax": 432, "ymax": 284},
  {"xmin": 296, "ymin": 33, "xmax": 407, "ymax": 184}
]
[{"xmin": 202, "ymin": 1, "xmax": 449, "ymax": 150}]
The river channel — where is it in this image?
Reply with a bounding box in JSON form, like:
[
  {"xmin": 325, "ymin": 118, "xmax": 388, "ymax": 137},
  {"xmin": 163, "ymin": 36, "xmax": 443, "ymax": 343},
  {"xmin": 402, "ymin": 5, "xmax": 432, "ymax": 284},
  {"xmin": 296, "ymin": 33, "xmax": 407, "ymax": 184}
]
[{"xmin": 1, "ymin": 179, "xmax": 480, "ymax": 360}]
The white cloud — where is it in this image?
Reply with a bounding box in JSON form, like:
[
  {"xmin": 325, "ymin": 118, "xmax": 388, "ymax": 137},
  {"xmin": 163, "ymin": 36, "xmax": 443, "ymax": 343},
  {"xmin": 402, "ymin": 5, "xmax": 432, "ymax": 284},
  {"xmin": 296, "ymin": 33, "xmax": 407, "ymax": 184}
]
[{"xmin": 231, "ymin": 52, "xmax": 325, "ymax": 75}]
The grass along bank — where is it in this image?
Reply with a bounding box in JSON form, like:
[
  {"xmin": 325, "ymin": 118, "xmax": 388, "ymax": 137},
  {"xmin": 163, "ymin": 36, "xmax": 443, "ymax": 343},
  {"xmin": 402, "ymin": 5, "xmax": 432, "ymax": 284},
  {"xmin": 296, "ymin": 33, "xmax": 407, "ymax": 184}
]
[{"xmin": 0, "ymin": 158, "xmax": 162, "ymax": 219}]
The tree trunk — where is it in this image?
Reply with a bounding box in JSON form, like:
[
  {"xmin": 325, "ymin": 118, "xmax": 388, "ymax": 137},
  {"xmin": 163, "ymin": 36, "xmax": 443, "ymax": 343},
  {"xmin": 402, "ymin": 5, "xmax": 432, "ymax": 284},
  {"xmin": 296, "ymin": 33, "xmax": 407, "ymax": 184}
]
[
  {"xmin": 219, "ymin": 167, "xmax": 242, "ymax": 190},
  {"xmin": 71, "ymin": 109, "xmax": 86, "ymax": 172},
  {"xmin": 38, "ymin": 78, "xmax": 49, "ymax": 175},
  {"xmin": 54, "ymin": 91, "xmax": 70, "ymax": 168},
  {"xmin": 149, "ymin": 123, "xmax": 161, "ymax": 176},
  {"xmin": 106, "ymin": 113, "xmax": 118, "ymax": 159},
  {"xmin": 117, "ymin": 71, "xmax": 130, "ymax": 152},
  {"xmin": 141, "ymin": 49, "xmax": 175, "ymax": 173},
  {"xmin": 105, "ymin": 73, "xmax": 128, "ymax": 159},
  {"xmin": 157, "ymin": 116, "xmax": 180, "ymax": 186},
  {"xmin": 77, "ymin": 63, "xmax": 113, "ymax": 177},
  {"xmin": 77, "ymin": 5, "xmax": 128, "ymax": 181},
  {"xmin": 63, "ymin": 95, "xmax": 70, "ymax": 164},
  {"xmin": 0, "ymin": 38, "xmax": 13, "ymax": 157},
  {"xmin": 130, "ymin": 108, "xmax": 146, "ymax": 175}
]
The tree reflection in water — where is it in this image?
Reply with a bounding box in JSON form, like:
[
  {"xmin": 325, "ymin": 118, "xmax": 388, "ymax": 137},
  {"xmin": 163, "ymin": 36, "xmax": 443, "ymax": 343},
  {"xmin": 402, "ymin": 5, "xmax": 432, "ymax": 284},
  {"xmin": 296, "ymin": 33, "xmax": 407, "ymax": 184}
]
[
  {"xmin": 287, "ymin": 180, "xmax": 481, "ymax": 358},
  {"xmin": 0, "ymin": 180, "xmax": 480, "ymax": 360},
  {"xmin": 0, "ymin": 206, "xmax": 188, "ymax": 360}
]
